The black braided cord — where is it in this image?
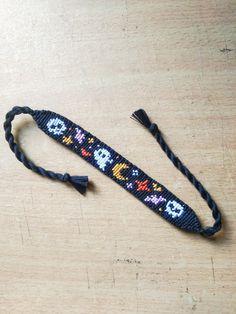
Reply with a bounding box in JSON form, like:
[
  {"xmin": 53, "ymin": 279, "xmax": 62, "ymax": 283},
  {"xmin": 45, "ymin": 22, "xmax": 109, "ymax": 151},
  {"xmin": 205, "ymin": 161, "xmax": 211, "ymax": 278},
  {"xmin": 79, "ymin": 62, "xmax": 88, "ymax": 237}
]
[
  {"xmin": 131, "ymin": 109, "xmax": 222, "ymax": 237},
  {"xmin": 3, "ymin": 106, "xmax": 87, "ymax": 193}
]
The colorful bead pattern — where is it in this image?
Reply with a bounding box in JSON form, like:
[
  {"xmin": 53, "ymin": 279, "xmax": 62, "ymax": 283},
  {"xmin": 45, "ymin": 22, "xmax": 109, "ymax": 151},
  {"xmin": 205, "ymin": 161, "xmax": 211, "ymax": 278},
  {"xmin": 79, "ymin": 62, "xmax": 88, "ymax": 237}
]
[{"xmin": 33, "ymin": 110, "xmax": 202, "ymax": 233}]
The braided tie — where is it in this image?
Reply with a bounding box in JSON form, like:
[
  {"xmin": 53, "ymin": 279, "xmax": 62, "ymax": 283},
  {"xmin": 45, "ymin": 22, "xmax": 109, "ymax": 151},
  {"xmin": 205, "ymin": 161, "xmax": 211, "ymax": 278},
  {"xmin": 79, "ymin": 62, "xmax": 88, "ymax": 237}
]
[
  {"xmin": 131, "ymin": 109, "xmax": 222, "ymax": 237},
  {"xmin": 4, "ymin": 106, "xmax": 88, "ymax": 194}
]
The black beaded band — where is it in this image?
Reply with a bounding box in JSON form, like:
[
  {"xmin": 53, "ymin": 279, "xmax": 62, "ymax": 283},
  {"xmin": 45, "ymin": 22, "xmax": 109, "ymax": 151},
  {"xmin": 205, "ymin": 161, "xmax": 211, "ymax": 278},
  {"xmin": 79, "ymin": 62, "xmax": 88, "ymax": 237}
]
[{"xmin": 4, "ymin": 106, "xmax": 222, "ymax": 237}]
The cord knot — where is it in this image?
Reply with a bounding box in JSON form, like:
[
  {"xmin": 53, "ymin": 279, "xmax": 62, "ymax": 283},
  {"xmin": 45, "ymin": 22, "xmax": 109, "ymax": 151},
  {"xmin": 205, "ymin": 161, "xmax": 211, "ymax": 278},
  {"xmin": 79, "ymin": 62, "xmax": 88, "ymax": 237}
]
[
  {"xmin": 149, "ymin": 123, "xmax": 159, "ymax": 136},
  {"xmin": 62, "ymin": 172, "xmax": 71, "ymax": 182}
]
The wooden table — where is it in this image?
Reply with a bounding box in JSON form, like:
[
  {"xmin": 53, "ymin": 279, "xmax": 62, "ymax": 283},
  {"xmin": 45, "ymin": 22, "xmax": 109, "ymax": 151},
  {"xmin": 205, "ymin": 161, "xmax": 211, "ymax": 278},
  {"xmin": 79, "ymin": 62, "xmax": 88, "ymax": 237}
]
[{"xmin": 0, "ymin": 1, "xmax": 235, "ymax": 313}]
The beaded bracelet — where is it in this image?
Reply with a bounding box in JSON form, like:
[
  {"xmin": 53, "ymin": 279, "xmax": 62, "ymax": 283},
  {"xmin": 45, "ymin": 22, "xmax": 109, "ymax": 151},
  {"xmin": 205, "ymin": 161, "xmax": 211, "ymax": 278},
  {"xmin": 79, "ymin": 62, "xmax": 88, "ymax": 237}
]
[{"xmin": 4, "ymin": 106, "xmax": 222, "ymax": 237}]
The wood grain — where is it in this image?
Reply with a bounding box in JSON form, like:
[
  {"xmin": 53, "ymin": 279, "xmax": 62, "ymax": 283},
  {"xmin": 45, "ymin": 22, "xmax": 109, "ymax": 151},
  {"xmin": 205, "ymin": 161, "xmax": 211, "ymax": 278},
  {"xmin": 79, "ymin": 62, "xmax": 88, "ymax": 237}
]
[{"xmin": 0, "ymin": 1, "xmax": 235, "ymax": 313}]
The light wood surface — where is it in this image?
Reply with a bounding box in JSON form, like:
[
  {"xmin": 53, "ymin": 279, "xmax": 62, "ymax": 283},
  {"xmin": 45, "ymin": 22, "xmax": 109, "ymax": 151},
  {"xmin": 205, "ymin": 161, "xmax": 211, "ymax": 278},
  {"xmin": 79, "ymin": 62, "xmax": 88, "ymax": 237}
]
[{"xmin": 0, "ymin": 1, "xmax": 236, "ymax": 313}]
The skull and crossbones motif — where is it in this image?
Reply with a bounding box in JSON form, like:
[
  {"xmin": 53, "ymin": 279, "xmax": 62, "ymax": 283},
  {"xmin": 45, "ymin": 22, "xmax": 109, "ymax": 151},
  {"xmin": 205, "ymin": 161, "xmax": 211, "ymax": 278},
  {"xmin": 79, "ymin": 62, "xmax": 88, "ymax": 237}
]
[
  {"xmin": 47, "ymin": 118, "xmax": 67, "ymax": 136},
  {"xmin": 94, "ymin": 148, "xmax": 113, "ymax": 171},
  {"xmin": 165, "ymin": 200, "xmax": 184, "ymax": 218}
]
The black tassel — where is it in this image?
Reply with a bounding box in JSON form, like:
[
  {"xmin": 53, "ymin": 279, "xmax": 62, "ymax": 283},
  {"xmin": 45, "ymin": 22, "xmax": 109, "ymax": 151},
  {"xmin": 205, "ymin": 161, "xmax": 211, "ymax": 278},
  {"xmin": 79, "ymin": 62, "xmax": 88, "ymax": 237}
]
[
  {"xmin": 68, "ymin": 175, "xmax": 88, "ymax": 194},
  {"xmin": 131, "ymin": 109, "xmax": 152, "ymax": 128},
  {"xmin": 131, "ymin": 109, "xmax": 159, "ymax": 136}
]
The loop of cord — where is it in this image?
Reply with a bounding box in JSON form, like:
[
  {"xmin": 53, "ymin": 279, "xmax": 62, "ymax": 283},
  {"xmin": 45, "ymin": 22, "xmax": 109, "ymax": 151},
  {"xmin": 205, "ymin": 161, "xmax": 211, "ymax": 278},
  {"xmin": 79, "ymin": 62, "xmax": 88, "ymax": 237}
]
[
  {"xmin": 131, "ymin": 109, "xmax": 222, "ymax": 237},
  {"xmin": 3, "ymin": 106, "xmax": 87, "ymax": 193}
]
